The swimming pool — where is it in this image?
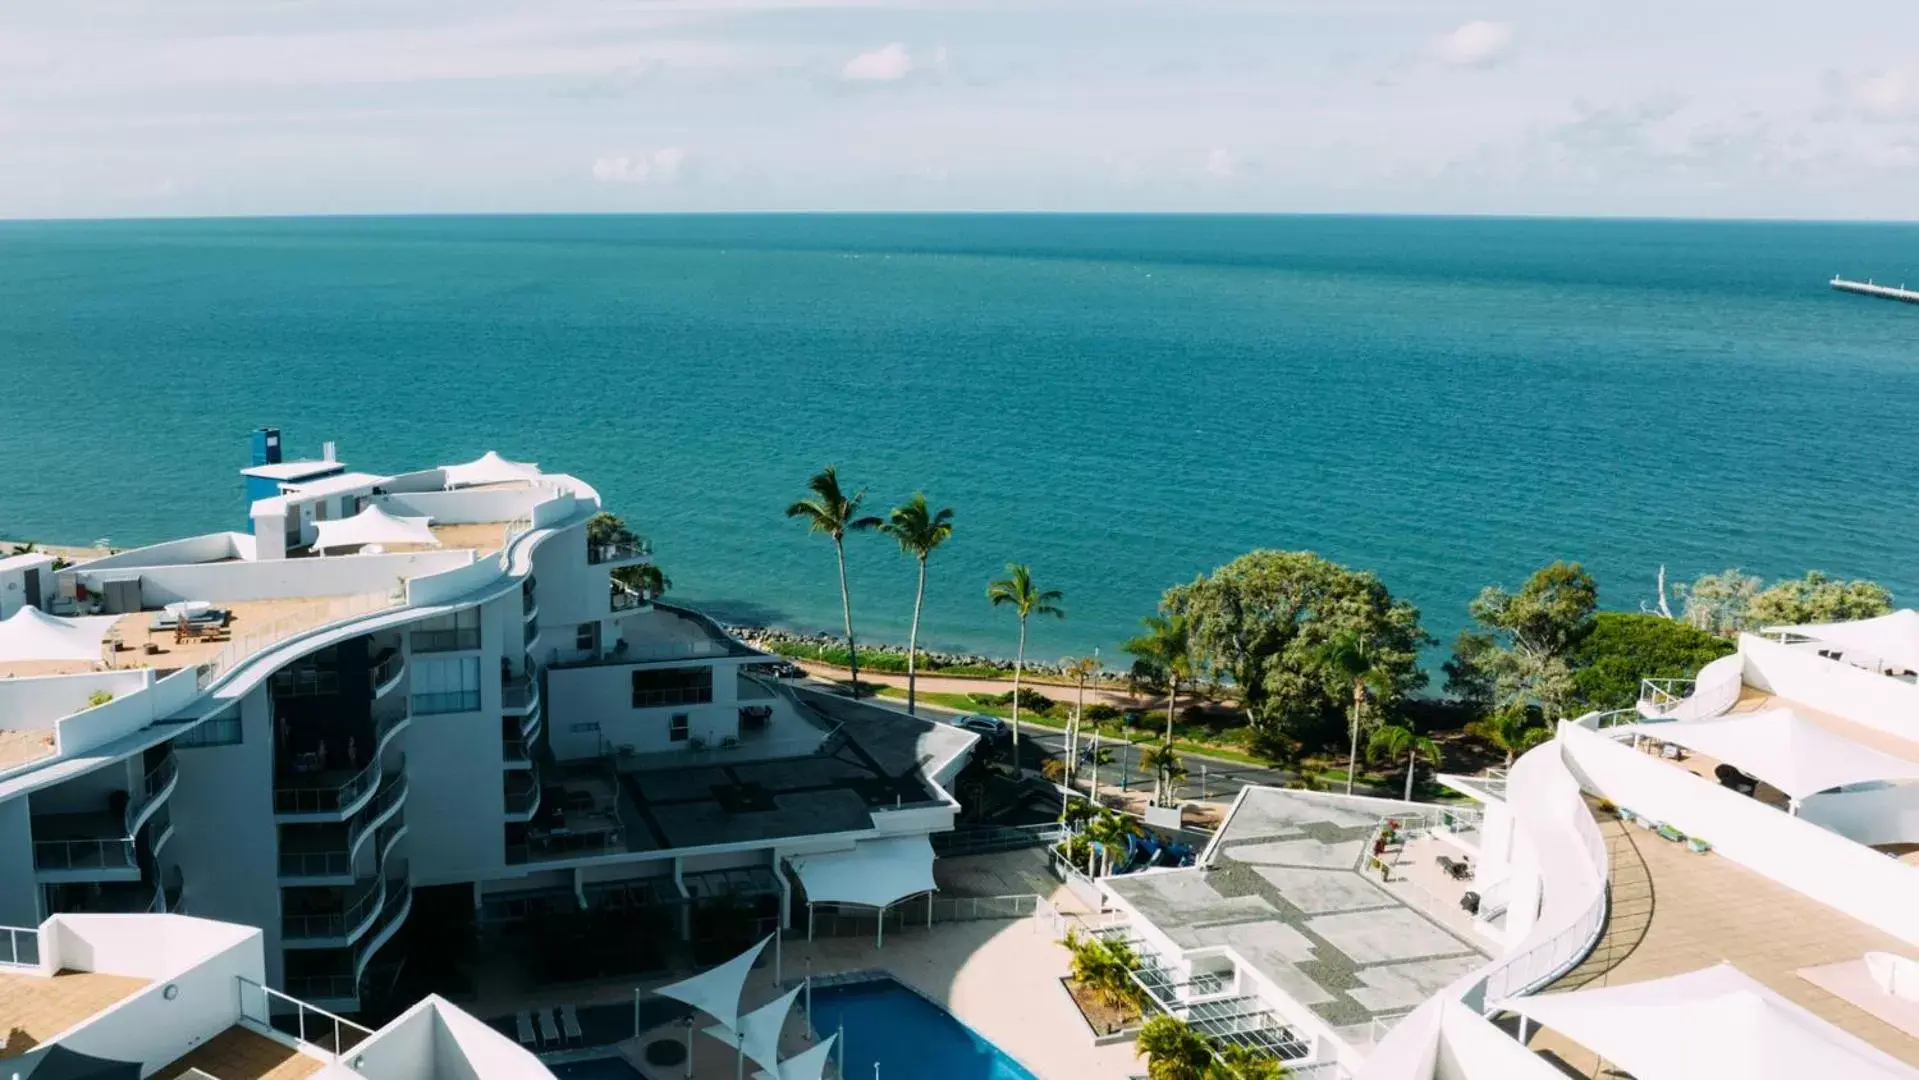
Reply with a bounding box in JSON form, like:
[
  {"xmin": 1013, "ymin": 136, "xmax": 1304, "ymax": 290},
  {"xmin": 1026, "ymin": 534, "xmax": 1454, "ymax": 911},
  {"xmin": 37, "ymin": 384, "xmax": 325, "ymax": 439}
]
[
  {"xmin": 548, "ymin": 1058, "xmax": 645, "ymax": 1080},
  {"xmin": 807, "ymin": 977, "xmax": 1038, "ymax": 1080}
]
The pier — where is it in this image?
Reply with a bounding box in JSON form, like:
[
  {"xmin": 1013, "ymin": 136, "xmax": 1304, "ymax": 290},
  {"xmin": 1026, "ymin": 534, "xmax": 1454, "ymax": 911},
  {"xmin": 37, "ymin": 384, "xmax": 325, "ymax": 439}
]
[{"xmin": 1831, "ymin": 276, "xmax": 1919, "ymax": 304}]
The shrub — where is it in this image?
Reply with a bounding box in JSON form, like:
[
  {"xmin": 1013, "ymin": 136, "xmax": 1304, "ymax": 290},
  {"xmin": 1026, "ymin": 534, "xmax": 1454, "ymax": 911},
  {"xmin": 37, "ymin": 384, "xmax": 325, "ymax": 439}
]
[
  {"xmin": 86, "ymin": 690, "xmax": 115, "ymax": 707},
  {"xmin": 1084, "ymin": 703, "xmax": 1122, "ymax": 724}
]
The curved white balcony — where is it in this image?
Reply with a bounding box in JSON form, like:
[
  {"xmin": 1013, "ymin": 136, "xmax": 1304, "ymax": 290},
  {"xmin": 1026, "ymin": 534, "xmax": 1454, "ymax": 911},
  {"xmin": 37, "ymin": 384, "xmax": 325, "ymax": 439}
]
[
  {"xmin": 280, "ymin": 774, "xmax": 407, "ymax": 883},
  {"xmin": 352, "ymin": 875, "xmax": 413, "ymax": 989},
  {"xmin": 274, "ymin": 719, "xmax": 407, "ymax": 822},
  {"xmin": 371, "ymin": 651, "xmax": 406, "ymax": 700},
  {"xmin": 504, "ymin": 764, "xmax": 541, "ymax": 823},
  {"xmin": 282, "ymin": 875, "xmax": 386, "ymax": 949},
  {"xmin": 501, "ymin": 674, "xmax": 539, "ymax": 717},
  {"xmin": 520, "ymin": 699, "xmax": 544, "ymax": 743}
]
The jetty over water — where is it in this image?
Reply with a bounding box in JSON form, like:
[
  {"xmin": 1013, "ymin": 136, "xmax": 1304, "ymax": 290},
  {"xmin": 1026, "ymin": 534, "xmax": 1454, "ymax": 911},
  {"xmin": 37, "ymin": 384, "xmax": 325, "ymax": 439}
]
[{"xmin": 1831, "ymin": 276, "xmax": 1919, "ymax": 304}]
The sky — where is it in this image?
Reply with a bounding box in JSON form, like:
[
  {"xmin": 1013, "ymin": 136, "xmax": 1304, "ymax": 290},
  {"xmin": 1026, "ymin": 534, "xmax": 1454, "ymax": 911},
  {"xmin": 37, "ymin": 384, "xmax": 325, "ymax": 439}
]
[{"xmin": 4, "ymin": 0, "xmax": 1918, "ymax": 220}]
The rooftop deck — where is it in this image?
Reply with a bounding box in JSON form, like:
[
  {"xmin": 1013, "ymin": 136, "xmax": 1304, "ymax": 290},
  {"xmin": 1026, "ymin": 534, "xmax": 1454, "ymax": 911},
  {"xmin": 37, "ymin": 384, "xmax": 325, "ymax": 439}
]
[
  {"xmin": 0, "ymin": 968, "xmax": 149, "ymax": 1058},
  {"xmin": 102, "ymin": 594, "xmax": 398, "ymax": 675},
  {"xmin": 1527, "ymin": 809, "xmax": 1919, "ymax": 1071},
  {"xmin": 153, "ymin": 1026, "xmax": 327, "ymax": 1080},
  {"xmin": 0, "ymin": 730, "xmax": 58, "ymax": 770},
  {"xmin": 426, "ymin": 521, "xmax": 510, "ymax": 556},
  {"xmin": 1105, "ymin": 788, "xmax": 1490, "ymax": 1032}
]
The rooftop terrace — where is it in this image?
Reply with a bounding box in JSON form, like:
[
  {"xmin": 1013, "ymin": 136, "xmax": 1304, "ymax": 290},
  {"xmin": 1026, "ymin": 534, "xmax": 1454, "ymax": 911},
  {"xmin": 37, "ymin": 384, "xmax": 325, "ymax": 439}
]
[
  {"xmin": 1105, "ymin": 788, "xmax": 1489, "ymax": 1033},
  {"xmin": 0, "ymin": 730, "xmax": 58, "ymax": 770},
  {"xmin": 153, "ymin": 1026, "xmax": 327, "ymax": 1080},
  {"xmin": 0, "ymin": 968, "xmax": 149, "ymax": 1058}
]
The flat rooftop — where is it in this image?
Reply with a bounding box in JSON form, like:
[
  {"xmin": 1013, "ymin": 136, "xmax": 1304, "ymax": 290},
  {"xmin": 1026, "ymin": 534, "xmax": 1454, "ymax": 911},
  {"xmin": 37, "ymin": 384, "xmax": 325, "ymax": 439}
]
[
  {"xmin": 102, "ymin": 595, "xmax": 395, "ymax": 674},
  {"xmin": 1105, "ymin": 788, "xmax": 1489, "ymax": 1030},
  {"xmin": 0, "ymin": 729, "xmax": 58, "ymax": 770},
  {"xmin": 1528, "ymin": 807, "xmax": 1919, "ymax": 1070},
  {"xmin": 0, "ymin": 968, "xmax": 149, "ymax": 1058},
  {"xmin": 615, "ymin": 690, "xmax": 967, "ymax": 851},
  {"xmin": 154, "ymin": 1025, "xmax": 328, "ymax": 1080}
]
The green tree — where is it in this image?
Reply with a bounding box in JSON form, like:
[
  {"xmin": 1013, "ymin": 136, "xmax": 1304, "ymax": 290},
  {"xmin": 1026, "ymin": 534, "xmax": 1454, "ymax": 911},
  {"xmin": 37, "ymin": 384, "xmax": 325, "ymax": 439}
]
[
  {"xmin": 1136, "ymin": 1015, "xmax": 1212, "ymax": 1080},
  {"xmin": 879, "ymin": 493, "xmax": 955, "ymax": 715},
  {"xmin": 1063, "ymin": 928, "xmax": 1144, "ymax": 1012},
  {"xmin": 1176, "ymin": 550, "xmax": 1428, "ymax": 749},
  {"xmin": 986, "ymin": 564, "xmax": 1064, "ymax": 758},
  {"xmin": 785, "ymin": 467, "xmax": 882, "ymax": 696},
  {"xmin": 1313, "ymin": 628, "xmax": 1400, "ymax": 795},
  {"xmin": 614, "ymin": 563, "xmax": 671, "ymax": 598},
  {"xmin": 1747, "ymin": 571, "xmax": 1893, "ymax": 628},
  {"xmin": 1208, "ymin": 1044, "xmax": 1289, "ymax": 1080},
  {"xmin": 1569, "ymin": 611, "xmax": 1736, "ymax": 711},
  {"xmin": 1673, "ymin": 569, "xmax": 1763, "ymax": 636},
  {"xmin": 1139, "ymin": 743, "xmax": 1188, "ymax": 808},
  {"xmin": 1062, "ymin": 655, "xmax": 1102, "ymax": 784},
  {"xmin": 586, "ymin": 511, "xmax": 637, "ymax": 548},
  {"xmin": 1125, "ymin": 611, "xmax": 1196, "ymax": 747},
  {"xmin": 1452, "ymin": 562, "xmax": 1597, "ymax": 723},
  {"xmin": 1481, "ymin": 708, "xmax": 1553, "ymax": 766},
  {"xmin": 1369, "ymin": 722, "xmax": 1441, "ymax": 801}
]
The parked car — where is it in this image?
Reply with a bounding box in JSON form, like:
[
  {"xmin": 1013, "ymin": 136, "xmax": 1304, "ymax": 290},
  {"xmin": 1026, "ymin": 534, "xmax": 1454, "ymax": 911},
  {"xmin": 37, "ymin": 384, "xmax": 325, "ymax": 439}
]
[{"xmin": 950, "ymin": 714, "xmax": 1010, "ymax": 744}]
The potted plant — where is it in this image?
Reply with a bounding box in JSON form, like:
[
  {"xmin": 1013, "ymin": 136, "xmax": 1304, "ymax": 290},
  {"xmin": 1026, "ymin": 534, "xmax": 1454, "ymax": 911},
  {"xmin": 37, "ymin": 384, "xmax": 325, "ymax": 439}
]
[
  {"xmin": 1686, "ymin": 836, "xmax": 1711, "ymax": 853},
  {"xmin": 1656, "ymin": 822, "xmax": 1685, "ymax": 843}
]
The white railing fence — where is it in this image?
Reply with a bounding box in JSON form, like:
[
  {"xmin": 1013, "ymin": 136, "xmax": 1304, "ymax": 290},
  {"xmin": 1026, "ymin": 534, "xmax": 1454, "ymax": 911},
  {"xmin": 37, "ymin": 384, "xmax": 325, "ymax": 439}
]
[
  {"xmin": 196, "ymin": 592, "xmax": 401, "ymax": 690},
  {"xmin": 237, "ymin": 976, "xmax": 374, "ymax": 1059},
  {"xmin": 0, "ymin": 924, "xmax": 39, "ymax": 968}
]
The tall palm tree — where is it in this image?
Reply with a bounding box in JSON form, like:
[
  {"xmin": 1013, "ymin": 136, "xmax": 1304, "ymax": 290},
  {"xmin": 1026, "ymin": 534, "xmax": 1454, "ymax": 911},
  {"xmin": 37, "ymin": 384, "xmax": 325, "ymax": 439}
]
[
  {"xmin": 878, "ymin": 494, "xmax": 954, "ymax": 715},
  {"xmin": 1369, "ymin": 723, "xmax": 1442, "ymax": 802},
  {"xmin": 1124, "ymin": 613, "xmax": 1193, "ymax": 747},
  {"xmin": 1135, "ymin": 1015, "xmax": 1211, "ymax": 1080},
  {"xmin": 785, "ymin": 467, "xmax": 882, "ymax": 697},
  {"xmin": 1485, "ymin": 707, "xmax": 1553, "ymax": 765},
  {"xmin": 986, "ymin": 564, "xmax": 1063, "ymax": 758},
  {"xmin": 1312, "ymin": 628, "xmax": 1396, "ymax": 795},
  {"xmin": 1139, "ymin": 743, "xmax": 1187, "ymax": 809},
  {"xmin": 1061, "ymin": 655, "xmax": 1101, "ymax": 783}
]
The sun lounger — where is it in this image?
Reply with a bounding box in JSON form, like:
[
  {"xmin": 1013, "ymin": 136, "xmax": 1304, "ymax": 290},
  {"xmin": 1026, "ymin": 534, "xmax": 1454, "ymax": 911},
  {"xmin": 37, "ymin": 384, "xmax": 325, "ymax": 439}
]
[
  {"xmin": 538, "ymin": 1008, "xmax": 560, "ymax": 1047},
  {"xmin": 561, "ymin": 1004, "xmax": 583, "ymax": 1045},
  {"xmin": 515, "ymin": 1012, "xmax": 535, "ymax": 1047}
]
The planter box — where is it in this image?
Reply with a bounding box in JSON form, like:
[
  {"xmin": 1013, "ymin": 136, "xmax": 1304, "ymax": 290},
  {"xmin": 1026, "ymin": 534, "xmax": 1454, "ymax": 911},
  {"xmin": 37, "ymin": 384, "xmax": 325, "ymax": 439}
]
[
  {"xmin": 1686, "ymin": 838, "xmax": 1711, "ymax": 853},
  {"xmin": 1656, "ymin": 824, "xmax": 1685, "ymax": 843}
]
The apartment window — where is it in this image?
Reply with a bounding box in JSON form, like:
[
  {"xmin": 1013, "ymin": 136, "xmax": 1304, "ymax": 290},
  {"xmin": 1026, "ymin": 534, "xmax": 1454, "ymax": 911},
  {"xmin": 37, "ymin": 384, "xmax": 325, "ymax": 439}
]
[
  {"xmin": 669, "ymin": 714, "xmax": 690, "ymax": 742},
  {"xmin": 411, "ymin": 608, "xmax": 481, "ymax": 653},
  {"xmin": 575, "ymin": 624, "xmax": 596, "ymax": 652},
  {"xmin": 631, "ymin": 667, "xmax": 713, "ymax": 709},
  {"xmin": 412, "ymin": 656, "xmax": 482, "ymax": 714},
  {"xmin": 174, "ymin": 713, "xmax": 242, "ymax": 748}
]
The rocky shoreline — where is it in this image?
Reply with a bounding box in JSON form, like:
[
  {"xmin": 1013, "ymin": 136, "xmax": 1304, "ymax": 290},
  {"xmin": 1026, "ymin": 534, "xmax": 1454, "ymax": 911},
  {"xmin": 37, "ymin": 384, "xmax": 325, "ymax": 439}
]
[{"xmin": 723, "ymin": 624, "xmax": 1090, "ymax": 679}]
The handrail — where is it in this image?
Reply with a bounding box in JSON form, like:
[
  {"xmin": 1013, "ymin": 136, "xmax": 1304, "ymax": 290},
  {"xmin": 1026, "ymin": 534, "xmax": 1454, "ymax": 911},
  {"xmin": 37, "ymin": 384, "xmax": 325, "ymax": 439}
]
[
  {"xmin": 196, "ymin": 592, "xmax": 401, "ymax": 691},
  {"xmin": 587, "ymin": 538, "xmax": 651, "ymax": 564},
  {"xmin": 1, "ymin": 924, "xmax": 40, "ymax": 968},
  {"xmin": 34, "ymin": 836, "xmax": 137, "ymax": 872},
  {"xmin": 125, "ymin": 751, "xmax": 180, "ymax": 837},
  {"xmin": 275, "ymin": 749, "xmax": 400, "ymax": 818},
  {"xmin": 283, "ymin": 875, "xmax": 385, "ymax": 942},
  {"xmin": 237, "ymin": 976, "xmax": 373, "ymax": 1057}
]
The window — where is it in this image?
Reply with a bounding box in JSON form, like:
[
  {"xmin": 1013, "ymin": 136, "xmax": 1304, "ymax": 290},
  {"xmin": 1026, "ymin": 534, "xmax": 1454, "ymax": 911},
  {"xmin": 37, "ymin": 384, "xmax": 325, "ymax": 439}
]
[
  {"xmin": 412, "ymin": 656, "xmax": 481, "ymax": 714},
  {"xmin": 631, "ymin": 667, "xmax": 713, "ymax": 708},
  {"xmin": 576, "ymin": 624, "xmax": 596, "ymax": 652},
  {"xmin": 174, "ymin": 712, "xmax": 242, "ymax": 748},
  {"xmin": 669, "ymin": 714, "xmax": 690, "ymax": 742},
  {"xmin": 411, "ymin": 608, "xmax": 481, "ymax": 653}
]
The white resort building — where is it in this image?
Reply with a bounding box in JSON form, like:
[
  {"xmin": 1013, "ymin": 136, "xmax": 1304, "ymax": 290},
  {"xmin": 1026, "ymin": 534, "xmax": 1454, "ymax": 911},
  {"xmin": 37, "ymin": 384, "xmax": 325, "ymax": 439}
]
[
  {"xmin": 1089, "ymin": 616, "xmax": 1919, "ymax": 1079},
  {"xmin": 0, "ymin": 432, "xmax": 975, "ymax": 1022}
]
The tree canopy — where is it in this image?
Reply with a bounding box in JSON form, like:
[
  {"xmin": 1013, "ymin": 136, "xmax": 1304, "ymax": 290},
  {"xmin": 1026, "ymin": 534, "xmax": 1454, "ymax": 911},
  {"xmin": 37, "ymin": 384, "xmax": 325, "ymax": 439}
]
[
  {"xmin": 1568, "ymin": 611, "xmax": 1736, "ymax": 711},
  {"xmin": 1747, "ymin": 571, "xmax": 1893, "ymax": 628},
  {"xmin": 1447, "ymin": 561, "xmax": 1597, "ymax": 721},
  {"xmin": 1173, "ymin": 550, "xmax": 1428, "ymax": 749}
]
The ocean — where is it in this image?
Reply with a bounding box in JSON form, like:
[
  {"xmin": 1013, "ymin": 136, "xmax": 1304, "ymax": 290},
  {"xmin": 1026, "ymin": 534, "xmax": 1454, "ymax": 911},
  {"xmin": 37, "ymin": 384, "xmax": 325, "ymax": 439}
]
[{"xmin": 2, "ymin": 214, "xmax": 1916, "ymax": 673}]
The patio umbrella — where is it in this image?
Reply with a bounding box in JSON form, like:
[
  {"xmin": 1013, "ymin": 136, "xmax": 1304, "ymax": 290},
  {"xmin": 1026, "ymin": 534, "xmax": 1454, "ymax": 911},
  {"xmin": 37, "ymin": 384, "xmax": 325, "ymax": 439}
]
[{"xmin": 4, "ymin": 1043, "xmax": 141, "ymax": 1080}]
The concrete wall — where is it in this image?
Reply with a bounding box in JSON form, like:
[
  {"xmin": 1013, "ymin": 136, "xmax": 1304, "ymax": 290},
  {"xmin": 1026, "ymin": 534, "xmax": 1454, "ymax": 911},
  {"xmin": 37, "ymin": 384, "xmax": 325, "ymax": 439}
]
[
  {"xmin": 53, "ymin": 917, "xmax": 263, "ymax": 1076},
  {"xmin": 1432, "ymin": 1000, "xmax": 1561, "ymax": 1080},
  {"xmin": 527, "ymin": 520, "xmax": 596, "ymax": 644},
  {"xmin": 0, "ymin": 670, "xmax": 151, "ymax": 734},
  {"xmin": 1797, "ymin": 783, "xmax": 1919, "ymax": 847},
  {"xmin": 1560, "ymin": 720, "xmax": 1919, "ymax": 949},
  {"xmin": 545, "ymin": 661, "xmax": 740, "ymax": 760},
  {"xmin": 373, "ymin": 489, "xmax": 546, "ymax": 526},
  {"xmin": 64, "ymin": 534, "xmax": 244, "ymax": 575},
  {"xmin": 75, "ymin": 551, "xmax": 466, "ymax": 606},
  {"xmin": 1743, "ymin": 635, "xmax": 1919, "ymax": 741},
  {"xmin": 349, "ymin": 1001, "xmax": 437, "ymax": 1079},
  {"xmin": 0, "ymin": 795, "xmax": 38, "ymax": 925},
  {"xmin": 407, "ymin": 609, "xmax": 507, "ymax": 887},
  {"xmin": 55, "ymin": 668, "xmax": 199, "ymax": 759},
  {"xmin": 0, "ymin": 554, "xmax": 58, "ymax": 618},
  {"xmin": 29, "ymin": 756, "xmax": 135, "ymax": 815},
  {"xmin": 167, "ymin": 688, "xmax": 284, "ymax": 983},
  {"xmin": 408, "ymin": 552, "xmax": 506, "ymax": 607}
]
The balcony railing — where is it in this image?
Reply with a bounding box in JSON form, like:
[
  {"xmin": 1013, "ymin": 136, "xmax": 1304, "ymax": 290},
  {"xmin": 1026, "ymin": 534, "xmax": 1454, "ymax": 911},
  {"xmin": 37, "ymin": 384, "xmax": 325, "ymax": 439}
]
[
  {"xmin": 126, "ymin": 752, "xmax": 180, "ymax": 836},
  {"xmin": 34, "ymin": 838, "xmax": 137, "ymax": 873},
  {"xmin": 409, "ymin": 627, "xmax": 480, "ymax": 654},
  {"xmin": 504, "ymin": 767, "xmax": 541, "ymax": 817},
  {"xmin": 283, "ymin": 877, "xmax": 384, "ymax": 943},
  {"xmin": 411, "ymin": 689, "xmax": 480, "ymax": 715},
  {"xmin": 281, "ymin": 849, "xmax": 353, "ymax": 879},
  {"xmin": 588, "ymin": 538, "xmax": 651, "ymax": 564},
  {"xmin": 610, "ymin": 585, "xmax": 646, "ymax": 611},
  {"xmin": 502, "ymin": 736, "xmax": 529, "ymax": 766},
  {"xmin": 282, "ymin": 775, "xmax": 406, "ymax": 879},
  {"xmin": 371, "ymin": 652, "xmax": 405, "ymax": 695},
  {"xmin": 272, "ymin": 668, "xmax": 342, "ymax": 698},
  {"xmin": 501, "ymin": 675, "xmax": 535, "ymax": 711},
  {"xmin": 275, "ymin": 754, "xmax": 385, "ymax": 817},
  {"xmin": 194, "ymin": 592, "xmax": 402, "ymax": 691},
  {"xmin": 1, "ymin": 925, "xmax": 40, "ymax": 968}
]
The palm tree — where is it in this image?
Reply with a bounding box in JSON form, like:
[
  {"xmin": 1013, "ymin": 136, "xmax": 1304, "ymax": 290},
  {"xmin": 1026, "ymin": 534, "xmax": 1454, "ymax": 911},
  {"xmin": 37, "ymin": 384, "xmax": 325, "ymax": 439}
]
[
  {"xmin": 614, "ymin": 563, "xmax": 671, "ymax": 598},
  {"xmin": 1207, "ymin": 1044, "xmax": 1288, "ymax": 1080},
  {"xmin": 1085, "ymin": 808, "xmax": 1138, "ymax": 877},
  {"xmin": 1139, "ymin": 743, "xmax": 1187, "ymax": 809},
  {"xmin": 1312, "ymin": 628, "xmax": 1396, "ymax": 795},
  {"xmin": 1136, "ymin": 1016, "xmax": 1211, "ymax": 1080},
  {"xmin": 1124, "ymin": 613, "xmax": 1193, "ymax": 747},
  {"xmin": 878, "ymin": 494, "xmax": 954, "ymax": 715},
  {"xmin": 1369, "ymin": 723, "xmax": 1442, "ymax": 802},
  {"xmin": 1485, "ymin": 707, "xmax": 1553, "ymax": 765},
  {"xmin": 986, "ymin": 564, "xmax": 1064, "ymax": 758},
  {"xmin": 785, "ymin": 467, "xmax": 882, "ymax": 697},
  {"xmin": 1061, "ymin": 655, "xmax": 1101, "ymax": 783}
]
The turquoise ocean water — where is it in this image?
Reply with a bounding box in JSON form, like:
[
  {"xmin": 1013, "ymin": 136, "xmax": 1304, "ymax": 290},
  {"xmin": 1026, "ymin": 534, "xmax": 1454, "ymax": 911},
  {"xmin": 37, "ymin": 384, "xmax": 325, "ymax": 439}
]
[{"xmin": 1, "ymin": 214, "xmax": 1916, "ymax": 673}]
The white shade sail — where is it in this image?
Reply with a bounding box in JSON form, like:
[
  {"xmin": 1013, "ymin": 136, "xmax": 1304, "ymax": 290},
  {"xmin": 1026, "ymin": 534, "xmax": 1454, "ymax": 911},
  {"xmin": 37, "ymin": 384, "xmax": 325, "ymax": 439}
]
[
  {"xmin": 1643, "ymin": 709, "xmax": 1919, "ymax": 800},
  {"xmin": 753, "ymin": 1033, "xmax": 838, "ymax": 1080},
  {"xmin": 440, "ymin": 450, "xmax": 540, "ymax": 488},
  {"xmin": 652, "ymin": 934, "xmax": 771, "ymax": 1033},
  {"xmin": 311, "ymin": 505, "xmax": 439, "ymax": 553},
  {"xmin": 791, "ymin": 835, "xmax": 937, "ymax": 909},
  {"xmin": 1503, "ymin": 963, "xmax": 1919, "ymax": 1080},
  {"xmin": 703, "ymin": 993, "xmax": 799, "ymax": 1064},
  {"xmin": 0, "ymin": 606, "xmax": 119, "ymax": 663},
  {"xmin": 1770, "ymin": 609, "xmax": 1919, "ymax": 673}
]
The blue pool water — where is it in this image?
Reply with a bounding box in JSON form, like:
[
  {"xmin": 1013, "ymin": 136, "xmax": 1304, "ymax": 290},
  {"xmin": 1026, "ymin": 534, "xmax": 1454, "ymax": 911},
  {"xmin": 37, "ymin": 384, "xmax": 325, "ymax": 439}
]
[
  {"xmin": 548, "ymin": 1058, "xmax": 644, "ymax": 1080},
  {"xmin": 809, "ymin": 978, "xmax": 1038, "ymax": 1080}
]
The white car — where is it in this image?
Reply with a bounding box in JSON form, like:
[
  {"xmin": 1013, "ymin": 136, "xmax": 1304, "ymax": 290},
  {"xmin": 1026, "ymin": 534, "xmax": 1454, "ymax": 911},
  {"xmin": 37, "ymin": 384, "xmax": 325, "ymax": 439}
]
[{"xmin": 951, "ymin": 714, "xmax": 1010, "ymax": 743}]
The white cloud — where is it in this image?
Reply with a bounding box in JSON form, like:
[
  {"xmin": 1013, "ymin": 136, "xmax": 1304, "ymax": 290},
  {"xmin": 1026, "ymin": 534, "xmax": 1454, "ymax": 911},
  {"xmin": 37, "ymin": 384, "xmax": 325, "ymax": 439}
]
[
  {"xmin": 1853, "ymin": 71, "xmax": 1914, "ymax": 118},
  {"xmin": 1431, "ymin": 21, "xmax": 1515, "ymax": 69},
  {"xmin": 591, "ymin": 147, "xmax": 686, "ymax": 184},
  {"xmin": 842, "ymin": 42, "xmax": 914, "ymax": 81},
  {"xmin": 1204, "ymin": 148, "xmax": 1237, "ymax": 178}
]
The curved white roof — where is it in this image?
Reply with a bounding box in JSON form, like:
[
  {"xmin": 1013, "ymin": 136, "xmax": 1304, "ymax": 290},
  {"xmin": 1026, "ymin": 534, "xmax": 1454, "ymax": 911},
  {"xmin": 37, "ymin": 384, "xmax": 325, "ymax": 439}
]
[
  {"xmin": 1644, "ymin": 708, "xmax": 1919, "ymax": 800},
  {"xmin": 0, "ymin": 606, "xmax": 118, "ymax": 663},
  {"xmin": 441, "ymin": 451, "xmax": 540, "ymax": 488},
  {"xmin": 790, "ymin": 835, "xmax": 936, "ymax": 909},
  {"xmin": 1505, "ymin": 963, "xmax": 1919, "ymax": 1080},
  {"xmin": 312, "ymin": 505, "xmax": 439, "ymax": 553},
  {"xmin": 705, "ymin": 984, "xmax": 802, "ymax": 1073},
  {"xmin": 753, "ymin": 1033, "xmax": 837, "ymax": 1080},
  {"xmin": 1769, "ymin": 609, "xmax": 1919, "ymax": 673}
]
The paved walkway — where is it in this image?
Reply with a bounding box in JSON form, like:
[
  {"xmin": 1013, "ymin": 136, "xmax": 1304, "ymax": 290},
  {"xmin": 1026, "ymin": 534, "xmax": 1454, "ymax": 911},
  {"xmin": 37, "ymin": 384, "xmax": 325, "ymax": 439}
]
[{"xmin": 1526, "ymin": 812, "xmax": 1919, "ymax": 1073}]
